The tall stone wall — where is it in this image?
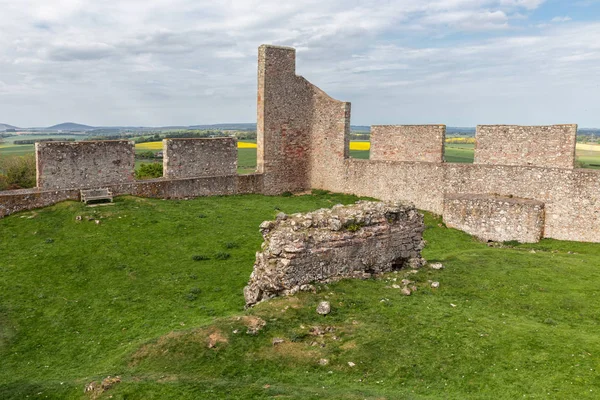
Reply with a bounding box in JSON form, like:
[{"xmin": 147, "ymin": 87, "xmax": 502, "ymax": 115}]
[
  {"xmin": 257, "ymin": 45, "xmax": 349, "ymax": 194},
  {"xmin": 36, "ymin": 141, "xmax": 135, "ymax": 190},
  {"xmin": 163, "ymin": 138, "xmax": 237, "ymax": 179},
  {"xmin": 370, "ymin": 125, "xmax": 446, "ymax": 163},
  {"xmin": 474, "ymin": 125, "xmax": 577, "ymax": 169},
  {"xmin": 244, "ymin": 201, "xmax": 425, "ymax": 306},
  {"xmin": 443, "ymin": 194, "xmax": 545, "ymax": 243}
]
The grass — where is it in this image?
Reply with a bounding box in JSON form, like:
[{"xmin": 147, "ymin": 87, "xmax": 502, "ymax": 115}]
[{"xmin": 1, "ymin": 194, "xmax": 600, "ymax": 399}]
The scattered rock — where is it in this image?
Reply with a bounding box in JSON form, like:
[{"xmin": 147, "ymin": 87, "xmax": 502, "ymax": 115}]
[
  {"xmin": 430, "ymin": 263, "xmax": 444, "ymax": 270},
  {"xmin": 316, "ymin": 301, "xmax": 331, "ymax": 315},
  {"xmin": 401, "ymin": 287, "xmax": 412, "ymax": 296},
  {"xmin": 391, "ymin": 284, "xmax": 401, "ymax": 289},
  {"xmin": 318, "ymin": 358, "xmax": 329, "ymax": 366},
  {"xmin": 75, "ymin": 215, "xmax": 82, "ymax": 221},
  {"xmin": 94, "ymin": 220, "xmax": 101, "ymax": 225},
  {"xmin": 101, "ymin": 376, "xmax": 121, "ymax": 391},
  {"xmin": 272, "ymin": 337, "xmax": 285, "ymax": 346},
  {"xmin": 84, "ymin": 376, "xmax": 121, "ymax": 397},
  {"xmin": 348, "ymin": 361, "xmax": 356, "ymax": 367},
  {"xmin": 401, "ymin": 279, "xmax": 411, "ymax": 286},
  {"xmin": 310, "ymin": 326, "xmax": 326, "ymax": 336},
  {"xmin": 409, "ymin": 285, "xmax": 417, "ymax": 292},
  {"xmin": 84, "ymin": 381, "xmax": 99, "ymax": 393},
  {"xmin": 431, "ymin": 281, "xmax": 440, "ymax": 288},
  {"xmin": 450, "ymin": 303, "xmax": 457, "ymax": 307}
]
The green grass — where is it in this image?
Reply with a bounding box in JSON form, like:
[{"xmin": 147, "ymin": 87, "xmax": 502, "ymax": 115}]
[
  {"xmin": 445, "ymin": 144, "xmax": 475, "ymax": 163},
  {"xmin": 1, "ymin": 194, "xmax": 600, "ymax": 399}
]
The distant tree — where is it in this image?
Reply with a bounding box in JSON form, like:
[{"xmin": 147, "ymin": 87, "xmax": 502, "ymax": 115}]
[
  {"xmin": 135, "ymin": 163, "xmax": 163, "ymax": 180},
  {"xmin": 0, "ymin": 155, "xmax": 36, "ymax": 190}
]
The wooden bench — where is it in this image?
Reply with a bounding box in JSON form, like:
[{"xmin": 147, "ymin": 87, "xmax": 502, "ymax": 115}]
[{"xmin": 80, "ymin": 188, "xmax": 113, "ymax": 204}]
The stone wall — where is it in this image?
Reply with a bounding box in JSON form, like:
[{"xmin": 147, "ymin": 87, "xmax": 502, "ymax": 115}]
[
  {"xmin": 244, "ymin": 201, "xmax": 425, "ymax": 306},
  {"xmin": 370, "ymin": 125, "xmax": 446, "ymax": 163},
  {"xmin": 443, "ymin": 194, "xmax": 545, "ymax": 243},
  {"xmin": 474, "ymin": 125, "xmax": 577, "ymax": 169},
  {"xmin": 36, "ymin": 141, "xmax": 135, "ymax": 190},
  {"xmin": 257, "ymin": 45, "xmax": 349, "ymax": 194},
  {"xmin": 0, "ymin": 174, "xmax": 264, "ymax": 218},
  {"xmin": 3, "ymin": 44, "xmax": 600, "ymax": 245},
  {"xmin": 163, "ymin": 138, "xmax": 237, "ymax": 179}
]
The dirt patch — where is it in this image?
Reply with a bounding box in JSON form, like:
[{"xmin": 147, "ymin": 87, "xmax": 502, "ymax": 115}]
[
  {"xmin": 242, "ymin": 316, "xmax": 266, "ymax": 334},
  {"xmin": 256, "ymin": 341, "xmax": 322, "ymax": 363},
  {"xmin": 207, "ymin": 329, "xmax": 228, "ymax": 348},
  {"xmin": 130, "ymin": 327, "xmax": 229, "ymax": 366}
]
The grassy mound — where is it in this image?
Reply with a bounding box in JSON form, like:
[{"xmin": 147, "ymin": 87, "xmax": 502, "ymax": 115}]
[{"xmin": 1, "ymin": 193, "xmax": 599, "ymax": 399}]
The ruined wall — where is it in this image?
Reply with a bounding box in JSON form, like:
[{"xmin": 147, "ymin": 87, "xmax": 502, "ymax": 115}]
[
  {"xmin": 370, "ymin": 125, "xmax": 446, "ymax": 163},
  {"xmin": 474, "ymin": 125, "xmax": 577, "ymax": 169},
  {"xmin": 326, "ymin": 161, "xmax": 600, "ymax": 243},
  {"xmin": 257, "ymin": 45, "xmax": 349, "ymax": 194},
  {"xmin": 36, "ymin": 141, "xmax": 135, "ymax": 190},
  {"xmin": 244, "ymin": 201, "xmax": 425, "ymax": 306},
  {"xmin": 443, "ymin": 194, "xmax": 545, "ymax": 243},
  {"xmin": 163, "ymin": 138, "xmax": 237, "ymax": 179}
]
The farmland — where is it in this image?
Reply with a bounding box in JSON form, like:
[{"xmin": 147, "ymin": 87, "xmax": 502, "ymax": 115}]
[
  {"xmin": 2, "ymin": 138, "xmax": 600, "ymax": 176},
  {"xmin": 1, "ymin": 193, "xmax": 600, "ymax": 398}
]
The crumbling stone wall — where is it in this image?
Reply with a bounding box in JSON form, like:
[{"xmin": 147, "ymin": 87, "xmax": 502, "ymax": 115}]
[
  {"xmin": 0, "ymin": 174, "xmax": 265, "ymax": 218},
  {"xmin": 36, "ymin": 141, "xmax": 135, "ymax": 190},
  {"xmin": 257, "ymin": 45, "xmax": 349, "ymax": 194},
  {"xmin": 370, "ymin": 125, "xmax": 446, "ymax": 163},
  {"xmin": 244, "ymin": 201, "xmax": 425, "ymax": 306},
  {"xmin": 474, "ymin": 125, "xmax": 577, "ymax": 169},
  {"xmin": 163, "ymin": 138, "xmax": 237, "ymax": 179},
  {"xmin": 443, "ymin": 194, "xmax": 545, "ymax": 243}
]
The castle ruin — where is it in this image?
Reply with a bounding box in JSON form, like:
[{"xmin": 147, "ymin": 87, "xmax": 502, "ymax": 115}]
[{"xmin": 1, "ymin": 44, "xmax": 599, "ymax": 244}]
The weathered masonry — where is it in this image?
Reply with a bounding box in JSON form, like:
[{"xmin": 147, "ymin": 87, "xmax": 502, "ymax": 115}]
[
  {"xmin": 1, "ymin": 44, "xmax": 599, "ymax": 243},
  {"xmin": 244, "ymin": 201, "xmax": 426, "ymax": 307}
]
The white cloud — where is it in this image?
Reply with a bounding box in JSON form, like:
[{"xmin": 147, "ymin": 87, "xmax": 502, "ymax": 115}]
[
  {"xmin": 551, "ymin": 16, "xmax": 573, "ymax": 22},
  {"xmin": 0, "ymin": 0, "xmax": 596, "ymax": 127}
]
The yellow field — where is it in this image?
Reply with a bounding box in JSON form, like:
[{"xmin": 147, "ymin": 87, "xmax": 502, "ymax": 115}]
[
  {"xmin": 136, "ymin": 142, "xmax": 163, "ymax": 150},
  {"xmin": 349, "ymin": 141, "xmax": 370, "ymax": 151},
  {"xmin": 136, "ymin": 141, "xmax": 370, "ymax": 151},
  {"xmin": 577, "ymin": 143, "xmax": 600, "ymax": 152}
]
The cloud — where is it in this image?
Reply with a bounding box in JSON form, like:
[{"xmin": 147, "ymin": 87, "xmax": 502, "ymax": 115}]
[
  {"xmin": 551, "ymin": 16, "xmax": 572, "ymax": 22},
  {"xmin": 1, "ymin": 0, "xmax": 597, "ymax": 127}
]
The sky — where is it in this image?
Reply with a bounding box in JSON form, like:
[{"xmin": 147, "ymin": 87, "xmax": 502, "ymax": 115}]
[{"xmin": 0, "ymin": 0, "xmax": 599, "ymax": 128}]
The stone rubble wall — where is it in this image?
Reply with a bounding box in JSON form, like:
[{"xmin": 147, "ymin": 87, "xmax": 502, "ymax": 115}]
[
  {"xmin": 36, "ymin": 141, "xmax": 135, "ymax": 190},
  {"xmin": 474, "ymin": 125, "xmax": 577, "ymax": 169},
  {"xmin": 0, "ymin": 174, "xmax": 264, "ymax": 218},
  {"xmin": 443, "ymin": 194, "xmax": 545, "ymax": 243},
  {"xmin": 370, "ymin": 125, "xmax": 446, "ymax": 163},
  {"xmin": 163, "ymin": 138, "xmax": 237, "ymax": 179},
  {"xmin": 257, "ymin": 45, "xmax": 349, "ymax": 194},
  {"xmin": 244, "ymin": 201, "xmax": 426, "ymax": 307}
]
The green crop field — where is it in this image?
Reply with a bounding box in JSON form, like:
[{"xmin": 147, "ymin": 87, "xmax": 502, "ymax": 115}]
[
  {"xmin": 445, "ymin": 143, "xmax": 475, "ymax": 163},
  {"xmin": 1, "ymin": 193, "xmax": 600, "ymax": 399}
]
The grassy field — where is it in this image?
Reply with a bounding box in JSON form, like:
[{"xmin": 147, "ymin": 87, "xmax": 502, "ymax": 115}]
[
  {"xmin": 1, "ymin": 193, "xmax": 600, "ymax": 399},
  {"xmin": 3, "ymin": 138, "xmax": 600, "ymax": 170}
]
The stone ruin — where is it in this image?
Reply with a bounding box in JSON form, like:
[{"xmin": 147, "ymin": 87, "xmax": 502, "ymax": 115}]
[
  {"xmin": 243, "ymin": 201, "xmax": 426, "ymax": 307},
  {"xmin": 1, "ymin": 44, "xmax": 599, "ymax": 245}
]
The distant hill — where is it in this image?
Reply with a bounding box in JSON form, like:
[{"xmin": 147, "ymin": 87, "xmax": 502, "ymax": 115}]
[
  {"xmin": 0, "ymin": 123, "xmax": 19, "ymax": 130},
  {"xmin": 47, "ymin": 122, "xmax": 96, "ymax": 131},
  {"xmin": 188, "ymin": 123, "xmax": 256, "ymax": 131}
]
